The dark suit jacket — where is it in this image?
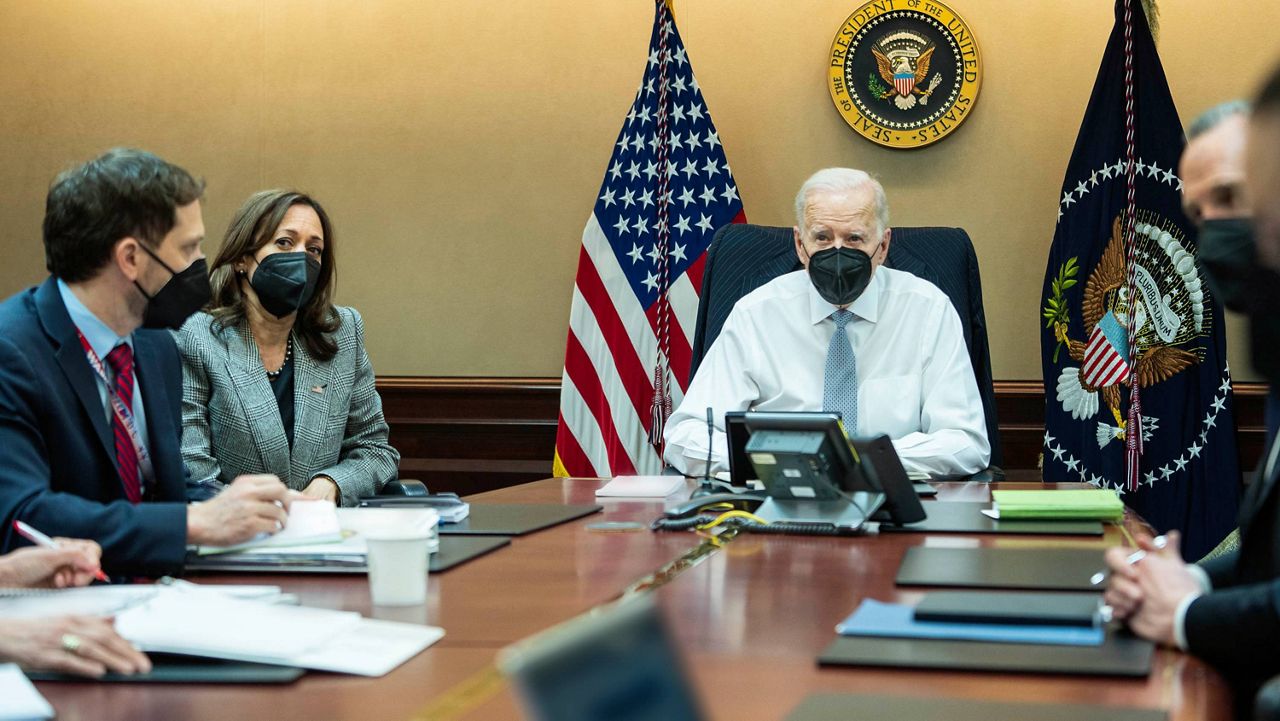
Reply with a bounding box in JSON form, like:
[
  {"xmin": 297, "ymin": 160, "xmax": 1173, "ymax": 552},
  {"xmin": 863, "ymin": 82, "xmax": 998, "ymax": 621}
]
[
  {"xmin": 1185, "ymin": 436, "xmax": 1280, "ymax": 691},
  {"xmin": 0, "ymin": 277, "xmax": 188, "ymax": 576}
]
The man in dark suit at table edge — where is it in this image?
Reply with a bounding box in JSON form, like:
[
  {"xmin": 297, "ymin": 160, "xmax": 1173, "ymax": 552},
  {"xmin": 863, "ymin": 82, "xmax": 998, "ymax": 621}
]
[
  {"xmin": 0, "ymin": 148, "xmax": 297, "ymax": 577},
  {"xmin": 1104, "ymin": 65, "xmax": 1280, "ymax": 715}
]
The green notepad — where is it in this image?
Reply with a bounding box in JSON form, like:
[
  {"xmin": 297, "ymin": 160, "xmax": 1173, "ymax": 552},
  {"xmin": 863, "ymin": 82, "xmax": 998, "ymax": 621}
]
[{"xmin": 991, "ymin": 489, "xmax": 1124, "ymax": 521}]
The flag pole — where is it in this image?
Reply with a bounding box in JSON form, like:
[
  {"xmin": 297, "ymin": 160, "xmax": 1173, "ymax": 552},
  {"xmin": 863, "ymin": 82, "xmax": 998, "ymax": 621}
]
[
  {"xmin": 648, "ymin": 0, "xmax": 676, "ymax": 452},
  {"xmin": 1121, "ymin": 0, "xmax": 1143, "ymax": 492}
]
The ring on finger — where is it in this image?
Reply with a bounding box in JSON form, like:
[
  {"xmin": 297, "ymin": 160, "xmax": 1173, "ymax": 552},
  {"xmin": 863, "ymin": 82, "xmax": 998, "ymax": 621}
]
[{"xmin": 61, "ymin": 633, "xmax": 82, "ymax": 654}]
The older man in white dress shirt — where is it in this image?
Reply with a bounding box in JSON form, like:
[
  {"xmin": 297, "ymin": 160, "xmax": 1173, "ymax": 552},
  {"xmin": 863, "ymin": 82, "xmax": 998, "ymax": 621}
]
[{"xmin": 663, "ymin": 167, "xmax": 990, "ymax": 478}]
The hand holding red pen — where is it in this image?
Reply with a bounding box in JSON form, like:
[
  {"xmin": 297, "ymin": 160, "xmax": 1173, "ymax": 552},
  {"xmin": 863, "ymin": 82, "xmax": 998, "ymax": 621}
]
[{"xmin": 7, "ymin": 521, "xmax": 109, "ymax": 586}]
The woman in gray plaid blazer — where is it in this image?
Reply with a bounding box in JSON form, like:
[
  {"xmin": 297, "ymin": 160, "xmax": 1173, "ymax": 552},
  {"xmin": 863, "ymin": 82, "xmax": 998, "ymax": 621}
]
[{"xmin": 176, "ymin": 190, "xmax": 399, "ymax": 507}]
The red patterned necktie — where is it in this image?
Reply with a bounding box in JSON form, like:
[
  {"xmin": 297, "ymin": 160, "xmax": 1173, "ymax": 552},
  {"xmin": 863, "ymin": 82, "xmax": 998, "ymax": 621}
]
[{"xmin": 104, "ymin": 343, "xmax": 142, "ymax": 504}]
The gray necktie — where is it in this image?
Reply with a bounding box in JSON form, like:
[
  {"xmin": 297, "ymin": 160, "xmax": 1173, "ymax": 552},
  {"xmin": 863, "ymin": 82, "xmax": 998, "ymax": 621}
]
[{"xmin": 823, "ymin": 309, "xmax": 857, "ymax": 430}]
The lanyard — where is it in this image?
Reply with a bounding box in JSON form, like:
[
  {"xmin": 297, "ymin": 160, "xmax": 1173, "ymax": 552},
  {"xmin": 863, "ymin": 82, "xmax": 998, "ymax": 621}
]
[{"xmin": 74, "ymin": 329, "xmax": 155, "ymax": 491}]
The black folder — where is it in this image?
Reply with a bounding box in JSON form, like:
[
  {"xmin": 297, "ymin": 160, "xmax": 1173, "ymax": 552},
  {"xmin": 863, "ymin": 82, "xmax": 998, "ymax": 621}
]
[
  {"xmin": 818, "ymin": 632, "xmax": 1154, "ymax": 677},
  {"xmin": 786, "ymin": 693, "xmax": 1166, "ymax": 721},
  {"xmin": 914, "ymin": 591, "xmax": 1104, "ymax": 626},
  {"xmin": 184, "ymin": 535, "xmax": 510, "ymax": 574},
  {"xmin": 881, "ymin": 502, "xmax": 1103, "ymax": 536},
  {"xmin": 912, "ymin": 482, "xmax": 938, "ymax": 497},
  {"xmin": 431, "ymin": 535, "xmax": 510, "ymax": 571},
  {"xmin": 895, "ymin": 546, "xmax": 1106, "ymax": 591},
  {"xmin": 25, "ymin": 653, "xmax": 306, "ymax": 684},
  {"xmin": 437, "ymin": 503, "xmax": 603, "ymax": 536}
]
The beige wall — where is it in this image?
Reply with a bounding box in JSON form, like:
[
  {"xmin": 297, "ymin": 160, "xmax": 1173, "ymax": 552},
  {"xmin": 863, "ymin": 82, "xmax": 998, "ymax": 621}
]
[{"xmin": 0, "ymin": 0, "xmax": 1274, "ymax": 379}]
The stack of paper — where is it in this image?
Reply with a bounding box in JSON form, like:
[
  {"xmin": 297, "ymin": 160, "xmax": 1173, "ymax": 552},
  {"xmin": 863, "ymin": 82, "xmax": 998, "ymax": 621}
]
[
  {"xmin": 189, "ymin": 507, "xmax": 441, "ymax": 570},
  {"xmin": 595, "ymin": 475, "xmax": 685, "ymax": 498},
  {"xmin": 990, "ymin": 489, "xmax": 1124, "ymax": 521},
  {"xmin": 0, "ymin": 582, "xmax": 442, "ymax": 677},
  {"xmin": 0, "ymin": 583, "xmax": 285, "ymax": 618},
  {"xmin": 198, "ymin": 500, "xmax": 344, "ymax": 555},
  {"xmin": 113, "ymin": 587, "xmax": 443, "ymax": 676},
  {"xmin": 0, "ymin": 664, "xmax": 53, "ymax": 720}
]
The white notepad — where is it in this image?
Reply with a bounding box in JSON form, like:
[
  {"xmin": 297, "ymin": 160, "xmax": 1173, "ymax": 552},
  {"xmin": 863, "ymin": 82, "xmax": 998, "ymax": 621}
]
[
  {"xmin": 0, "ymin": 583, "xmax": 284, "ymax": 618},
  {"xmin": 595, "ymin": 475, "xmax": 685, "ymax": 498},
  {"xmin": 0, "ymin": 663, "xmax": 53, "ymax": 721}
]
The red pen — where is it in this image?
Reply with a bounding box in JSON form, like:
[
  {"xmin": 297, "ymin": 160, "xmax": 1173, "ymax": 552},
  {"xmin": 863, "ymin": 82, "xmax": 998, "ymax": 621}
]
[{"xmin": 12, "ymin": 520, "xmax": 111, "ymax": 583}]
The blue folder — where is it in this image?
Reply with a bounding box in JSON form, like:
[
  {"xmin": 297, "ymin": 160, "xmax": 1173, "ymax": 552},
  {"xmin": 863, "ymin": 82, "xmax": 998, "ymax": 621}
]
[{"xmin": 835, "ymin": 599, "xmax": 1104, "ymax": 647}]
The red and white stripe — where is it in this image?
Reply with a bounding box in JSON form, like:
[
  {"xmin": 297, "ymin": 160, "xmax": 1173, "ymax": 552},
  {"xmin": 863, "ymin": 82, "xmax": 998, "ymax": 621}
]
[
  {"xmin": 1082, "ymin": 325, "xmax": 1130, "ymax": 389},
  {"xmin": 555, "ymin": 215, "xmax": 699, "ymax": 477}
]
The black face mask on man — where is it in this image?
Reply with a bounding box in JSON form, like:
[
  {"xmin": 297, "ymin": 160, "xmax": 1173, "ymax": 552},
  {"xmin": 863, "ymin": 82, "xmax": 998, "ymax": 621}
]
[
  {"xmin": 1197, "ymin": 217, "xmax": 1256, "ymax": 312},
  {"xmin": 134, "ymin": 243, "xmax": 212, "ymax": 330},
  {"xmin": 248, "ymin": 252, "xmax": 321, "ymax": 319},
  {"xmin": 805, "ymin": 246, "xmax": 874, "ymax": 306}
]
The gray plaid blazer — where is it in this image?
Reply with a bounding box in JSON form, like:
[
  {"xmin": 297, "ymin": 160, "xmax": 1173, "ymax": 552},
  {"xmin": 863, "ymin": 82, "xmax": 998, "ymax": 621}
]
[{"xmin": 175, "ymin": 306, "xmax": 400, "ymax": 506}]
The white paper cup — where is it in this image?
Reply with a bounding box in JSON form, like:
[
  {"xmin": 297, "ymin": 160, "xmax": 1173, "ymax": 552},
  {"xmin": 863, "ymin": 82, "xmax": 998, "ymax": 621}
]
[
  {"xmin": 364, "ymin": 509, "xmax": 439, "ymax": 606},
  {"xmin": 366, "ymin": 508, "xmax": 441, "ymax": 551}
]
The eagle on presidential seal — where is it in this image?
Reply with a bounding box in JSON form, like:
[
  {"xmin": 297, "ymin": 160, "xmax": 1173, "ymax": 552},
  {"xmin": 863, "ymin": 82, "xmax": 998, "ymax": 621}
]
[
  {"xmin": 871, "ymin": 32, "xmax": 943, "ymax": 110},
  {"xmin": 1046, "ymin": 214, "xmax": 1209, "ymax": 449}
]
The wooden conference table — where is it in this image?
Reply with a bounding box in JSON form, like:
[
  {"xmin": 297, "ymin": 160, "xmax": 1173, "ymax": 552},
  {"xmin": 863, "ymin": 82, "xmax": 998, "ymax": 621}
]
[{"xmin": 36, "ymin": 479, "xmax": 1232, "ymax": 721}]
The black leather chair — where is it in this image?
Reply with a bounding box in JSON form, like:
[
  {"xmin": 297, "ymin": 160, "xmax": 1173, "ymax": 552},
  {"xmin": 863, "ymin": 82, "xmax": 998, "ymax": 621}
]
[
  {"xmin": 688, "ymin": 223, "xmax": 1003, "ymax": 470},
  {"xmin": 381, "ymin": 479, "xmax": 429, "ymax": 496}
]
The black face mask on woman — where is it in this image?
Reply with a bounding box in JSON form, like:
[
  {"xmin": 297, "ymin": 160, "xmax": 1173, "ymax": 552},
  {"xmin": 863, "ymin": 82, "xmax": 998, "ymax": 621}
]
[
  {"xmin": 135, "ymin": 243, "xmax": 212, "ymax": 330},
  {"xmin": 805, "ymin": 246, "xmax": 874, "ymax": 307},
  {"xmin": 249, "ymin": 252, "xmax": 321, "ymax": 319},
  {"xmin": 1197, "ymin": 217, "xmax": 1256, "ymax": 312}
]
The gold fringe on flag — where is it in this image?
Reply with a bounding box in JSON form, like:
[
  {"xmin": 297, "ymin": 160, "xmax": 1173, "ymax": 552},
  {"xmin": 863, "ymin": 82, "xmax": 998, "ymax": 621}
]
[{"xmin": 1140, "ymin": 0, "xmax": 1159, "ymax": 43}]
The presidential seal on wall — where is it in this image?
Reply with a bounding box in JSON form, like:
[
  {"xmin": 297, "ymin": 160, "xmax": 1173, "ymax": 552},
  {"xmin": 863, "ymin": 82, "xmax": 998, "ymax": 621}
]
[{"xmin": 829, "ymin": 0, "xmax": 982, "ymax": 149}]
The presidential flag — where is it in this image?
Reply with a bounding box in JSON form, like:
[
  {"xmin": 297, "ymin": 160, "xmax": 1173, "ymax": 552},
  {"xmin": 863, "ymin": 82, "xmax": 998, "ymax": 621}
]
[
  {"xmin": 1040, "ymin": 0, "xmax": 1239, "ymax": 559},
  {"xmin": 553, "ymin": 0, "xmax": 745, "ymax": 478}
]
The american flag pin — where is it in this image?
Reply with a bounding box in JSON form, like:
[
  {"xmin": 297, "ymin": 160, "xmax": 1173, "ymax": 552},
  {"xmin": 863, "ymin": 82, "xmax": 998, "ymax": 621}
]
[{"xmin": 311, "ymin": 385, "xmax": 326, "ymax": 394}]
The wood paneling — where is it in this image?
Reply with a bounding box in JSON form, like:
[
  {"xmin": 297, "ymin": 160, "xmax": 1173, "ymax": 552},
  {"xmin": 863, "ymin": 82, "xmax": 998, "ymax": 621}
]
[
  {"xmin": 378, "ymin": 377, "xmax": 561, "ymax": 494},
  {"xmin": 378, "ymin": 376, "xmax": 1271, "ymax": 494}
]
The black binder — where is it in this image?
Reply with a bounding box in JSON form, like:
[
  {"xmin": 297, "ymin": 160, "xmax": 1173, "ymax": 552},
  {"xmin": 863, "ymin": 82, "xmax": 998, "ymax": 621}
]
[
  {"xmin": 25, "ymin": 653, "xmax": 306, "ymax": 684},
  {"xmin": 895, "ymin": 546, "xmax": 1106, "ymax": 591},
  {"xmin": 880, "ymin": 501, "xmax": 1103, "ymax": 536},
  {"xmin": 914, "ymin": 591, "xmax": 1104, "ymax": 627},
  {"xmin": 438, "ymin": 503, "xmax": 602, "ymax": 536},
  {"xmin": 785, "ymin": 693, "xmax": 1166, "ymax": 721},
  {"xmin": 817, "ymin": 632, "xmax": 1154, "ymax": 677}
]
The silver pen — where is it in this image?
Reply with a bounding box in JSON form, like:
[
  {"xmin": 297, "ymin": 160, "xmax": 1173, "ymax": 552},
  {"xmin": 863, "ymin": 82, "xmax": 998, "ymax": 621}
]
[{"xmin": 1090, "ymin": 534, "xmax": 1167, "ymax": 586}]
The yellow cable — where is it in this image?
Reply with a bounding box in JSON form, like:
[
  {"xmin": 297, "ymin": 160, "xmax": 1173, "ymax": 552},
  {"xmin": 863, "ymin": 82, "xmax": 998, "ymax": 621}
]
[
  {"xmin": 697, "ymin": 509, "xmax": 768, "ymax": 531},
  {"xmin": 1117, "ymin": 520, "xmax": 1137, "ymax": 547}
]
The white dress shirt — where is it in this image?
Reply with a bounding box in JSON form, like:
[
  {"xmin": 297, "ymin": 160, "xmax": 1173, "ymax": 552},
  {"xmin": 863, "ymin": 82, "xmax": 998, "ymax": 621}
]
[{"xmin": 663, "ymin": 267, "xmax": 990, "ymax": 478}]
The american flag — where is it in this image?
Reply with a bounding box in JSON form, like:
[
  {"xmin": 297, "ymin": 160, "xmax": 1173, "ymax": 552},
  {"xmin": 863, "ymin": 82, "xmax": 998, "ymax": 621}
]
[{"xmin": 553, "ymin": 0, "xmax": 745, "ymax": 478}]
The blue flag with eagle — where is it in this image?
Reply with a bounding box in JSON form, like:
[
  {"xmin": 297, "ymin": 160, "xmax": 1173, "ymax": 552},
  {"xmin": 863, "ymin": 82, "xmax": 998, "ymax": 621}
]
[{"xmin": 1039, "ymin": 0, "xmax": 1239, "ymax": 559}]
